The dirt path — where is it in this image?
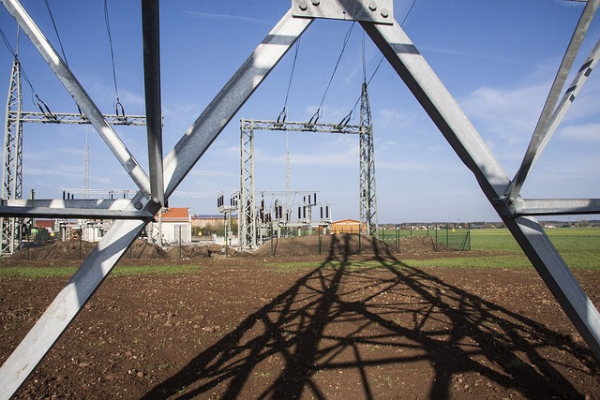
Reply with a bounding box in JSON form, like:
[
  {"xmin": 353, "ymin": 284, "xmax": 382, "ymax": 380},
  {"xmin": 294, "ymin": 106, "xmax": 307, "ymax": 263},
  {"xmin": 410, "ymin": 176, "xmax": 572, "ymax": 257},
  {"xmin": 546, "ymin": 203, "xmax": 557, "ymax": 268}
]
[{"xmin": 1, "ymin": 250, "xmax": 599, "ymax": 399}]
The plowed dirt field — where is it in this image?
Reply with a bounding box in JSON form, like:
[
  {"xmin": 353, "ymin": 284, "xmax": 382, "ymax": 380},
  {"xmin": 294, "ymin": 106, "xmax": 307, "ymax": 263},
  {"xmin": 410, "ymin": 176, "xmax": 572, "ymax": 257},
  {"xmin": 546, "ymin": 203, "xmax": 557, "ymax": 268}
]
[{"xmin": 1, "ymin": 234, "xmax": 599, "ymax": 399}]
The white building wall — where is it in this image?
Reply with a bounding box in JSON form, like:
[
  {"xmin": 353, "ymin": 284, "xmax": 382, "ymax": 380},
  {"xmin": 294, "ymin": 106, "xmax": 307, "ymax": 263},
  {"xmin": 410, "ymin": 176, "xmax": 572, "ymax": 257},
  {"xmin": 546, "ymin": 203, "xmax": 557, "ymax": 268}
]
[{"xmin": 162, "ymin": 222, "xmax": 192, "ymax": 244}]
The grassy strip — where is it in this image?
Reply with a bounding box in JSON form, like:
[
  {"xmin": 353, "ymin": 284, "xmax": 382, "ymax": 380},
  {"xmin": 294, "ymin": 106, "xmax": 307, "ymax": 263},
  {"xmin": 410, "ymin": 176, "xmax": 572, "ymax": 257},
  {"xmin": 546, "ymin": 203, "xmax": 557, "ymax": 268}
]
[{"xmin": 0, "ymin": 264, "xmax": 204, "ymax": 279}]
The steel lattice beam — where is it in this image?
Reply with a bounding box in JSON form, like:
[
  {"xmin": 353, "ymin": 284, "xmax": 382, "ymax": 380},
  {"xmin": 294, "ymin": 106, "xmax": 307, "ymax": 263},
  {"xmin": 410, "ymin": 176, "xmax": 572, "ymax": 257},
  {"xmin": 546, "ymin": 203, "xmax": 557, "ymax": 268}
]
[
  {"xmin": 359, "ymin": 82, "xmax": 378, "ymax": 237},
  {"xmin": 239, "ymin": 116, "xmax": 378, "ymax": 247},
  {"xmin": 1, "ymin": 58, "xmax": 23, "ymax": 256}
]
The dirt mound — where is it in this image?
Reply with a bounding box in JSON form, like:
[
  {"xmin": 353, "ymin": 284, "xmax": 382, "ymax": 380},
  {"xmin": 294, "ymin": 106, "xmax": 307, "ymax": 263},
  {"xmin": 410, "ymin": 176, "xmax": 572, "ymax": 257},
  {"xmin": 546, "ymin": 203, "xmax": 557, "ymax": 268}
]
[
  {"xmin": 165, "ymin": 243, "xmax": 225, "ymax": 260},
  {"xmin": 126, "ymin": 240, "xmax": 169, "ymax": 260},
  {"xmin": 9, "ymin": 240, "xmax": 97, "ymax": 261},
  {"xmin": 398, "ymin": 235, "xmax": 437, "ymax": 253},
  {"xmin": 8, "ymin": 239, "xmax": 169, "ymax": 261}
]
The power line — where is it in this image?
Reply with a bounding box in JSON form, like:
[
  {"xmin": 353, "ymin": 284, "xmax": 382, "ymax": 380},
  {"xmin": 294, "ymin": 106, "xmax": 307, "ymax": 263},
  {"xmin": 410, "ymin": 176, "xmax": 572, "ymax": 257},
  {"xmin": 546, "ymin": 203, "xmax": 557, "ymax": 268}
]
[
  {"xmin": 342, "ymin": 0, "xmax": 420, "ymax": 124},
  {"xmin": 278, "ymin": 37, "xmax": 302, "ymax": 124},
  {"xmin": 0, "ymin": 26, "xmax": 52, "ymax": 112},
  {"xmin": 43, "ymin": 0, "xmax": 69, "ymax": 66},
  {"xmin": 309, "ymin": 21, "xmax": 356, "ymax": 124},
  {"xmin": 104, "ymin": 0, "xmax": 123, "ymax": 117}
]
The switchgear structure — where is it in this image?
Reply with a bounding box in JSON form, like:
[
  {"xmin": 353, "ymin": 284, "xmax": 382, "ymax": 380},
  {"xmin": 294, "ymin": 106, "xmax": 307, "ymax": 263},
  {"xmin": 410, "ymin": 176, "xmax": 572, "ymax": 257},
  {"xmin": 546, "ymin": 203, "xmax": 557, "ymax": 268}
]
[
  {"xmin": 2, "ymin": 57, "xmax": 146, "ymax": 256},
  {"xmin": 239, "ymin": 109, "xmax": 378, "ymax": 251}
]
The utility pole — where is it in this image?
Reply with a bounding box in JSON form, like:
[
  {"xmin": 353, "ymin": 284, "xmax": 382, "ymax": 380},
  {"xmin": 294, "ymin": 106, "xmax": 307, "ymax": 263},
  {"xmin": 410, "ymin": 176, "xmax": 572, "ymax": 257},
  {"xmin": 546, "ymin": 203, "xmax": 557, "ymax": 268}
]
[
  {"xmin": 2, "ymin": 57, "xmax": 24, "ymax": 255},
  {"xmin": 359, "ymin": 82, "xmax": 378, "ymax": 237}
]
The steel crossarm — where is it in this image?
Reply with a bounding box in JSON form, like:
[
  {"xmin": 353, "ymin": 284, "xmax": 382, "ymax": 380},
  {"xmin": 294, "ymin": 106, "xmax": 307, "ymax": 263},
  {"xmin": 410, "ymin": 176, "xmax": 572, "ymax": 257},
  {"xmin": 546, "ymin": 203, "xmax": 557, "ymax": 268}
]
[
  {"xmin": 515, "ymin": 198, "xmax": 600, "ymax": 216},
  {"xmin": 0, "ymin": 193, "xmax": 158, "ymax": 399},
  {"xmin": 12, "ymin": 111, "xmax": 148, "ymax": 126},
  {"xmin": 508, "ymin": 0, "xmax": 599, "ymax": 201},
  {"xmin": 162, "ymin": 10, "xmax": 312, "ymax": 198},
  {"xmin": 363, "ymin": 17, "xmax": 600, "ymax": 359},
  {"xmin": 247, "ymin": 119, "xmax": 362, "ymax": 134},
  {"xmin": 0, "ymin": 198, "xmax": 153, "ymax": 219},
  {"xmin": 1, "ymin": 0, "xmax": 152, "ymax": 196}
]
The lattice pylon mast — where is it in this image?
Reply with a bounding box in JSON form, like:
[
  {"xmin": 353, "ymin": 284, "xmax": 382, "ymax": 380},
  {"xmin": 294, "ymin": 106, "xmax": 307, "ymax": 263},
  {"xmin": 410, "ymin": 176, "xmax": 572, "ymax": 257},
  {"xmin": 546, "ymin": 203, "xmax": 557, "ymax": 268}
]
[
  {"xmin": 2, "ymin": 58, "xmax": 24, "ymax": 255},
  {"xmin": 359, "ymin": 81, "xmax": 378, "ymax": 238},
  {"xmin": 240, "ymin": 118, "xmax": 257, "ymax": 251}
]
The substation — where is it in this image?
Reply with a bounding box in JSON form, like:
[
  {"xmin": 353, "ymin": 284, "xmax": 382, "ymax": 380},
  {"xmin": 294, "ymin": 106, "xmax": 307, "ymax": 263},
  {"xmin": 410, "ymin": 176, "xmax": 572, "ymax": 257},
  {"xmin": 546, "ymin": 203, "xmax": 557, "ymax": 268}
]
[{"xmin": 0, "ymin": 0, "xmax": 599, "ymax": 398}]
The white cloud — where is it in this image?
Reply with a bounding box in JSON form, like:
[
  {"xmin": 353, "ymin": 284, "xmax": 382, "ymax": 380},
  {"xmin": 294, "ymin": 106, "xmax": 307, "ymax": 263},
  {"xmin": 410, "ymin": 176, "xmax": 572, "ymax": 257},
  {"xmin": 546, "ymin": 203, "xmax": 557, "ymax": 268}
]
[
  {"xmin": 559, "ymin": 123, "xmax": 600, "ymax": 143},
  {"xmin": 460, "ymin": 84, "xmax": 546, "ymax": 145},
  {"xmin": 184, "ymin": 11, "xmax": 275, "ymax": 25}
]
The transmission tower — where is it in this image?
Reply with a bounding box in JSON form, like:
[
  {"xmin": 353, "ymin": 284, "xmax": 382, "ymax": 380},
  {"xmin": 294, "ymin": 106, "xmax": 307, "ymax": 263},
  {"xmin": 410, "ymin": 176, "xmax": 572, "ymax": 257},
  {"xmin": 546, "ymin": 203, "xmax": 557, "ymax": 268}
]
[
  {"xmin": 359, "ymin": 82, "xmax": 378, "ymax": 237},
  {"xmin": 1, "ymin": 58, "xmax": 146, "ymax": 255},
  {"xmin": 1, "ymin": 58, "xmax": 24, "ymax": 255}
]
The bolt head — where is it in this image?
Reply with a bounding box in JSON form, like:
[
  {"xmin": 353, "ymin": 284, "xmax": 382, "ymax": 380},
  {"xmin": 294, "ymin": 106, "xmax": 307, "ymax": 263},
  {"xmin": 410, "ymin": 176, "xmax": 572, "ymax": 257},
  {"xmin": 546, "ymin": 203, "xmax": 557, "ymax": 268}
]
[
  {"xmin": 369, "ymin": 2, "xmax": 377, "ymax": 11},
  {"xmin": 380, "ymin": 8, "xmax": 389, "ymax": 18},
  {"xmin": 298, "ymin": 1, "xmax": 308, "ymax": 11},
  {"xmin": 134, "ymin": 202, "xmax": 143, "ymax": 210},
  {"xmin": 311, "ymin": 0, "xmax": 320, "ymax": 5}
]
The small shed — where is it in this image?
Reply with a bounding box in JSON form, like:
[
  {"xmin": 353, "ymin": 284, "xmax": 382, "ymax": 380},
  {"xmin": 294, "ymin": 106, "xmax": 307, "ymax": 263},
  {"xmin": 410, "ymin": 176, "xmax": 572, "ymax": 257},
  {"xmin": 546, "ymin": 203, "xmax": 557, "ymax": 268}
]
[
  {"xmin": 159, "ymin": 207, "xmax": 192, "ymax": 244},
  {"xmin": 331, "ymin": 219, "xmax": 363, "ymax": 234}
]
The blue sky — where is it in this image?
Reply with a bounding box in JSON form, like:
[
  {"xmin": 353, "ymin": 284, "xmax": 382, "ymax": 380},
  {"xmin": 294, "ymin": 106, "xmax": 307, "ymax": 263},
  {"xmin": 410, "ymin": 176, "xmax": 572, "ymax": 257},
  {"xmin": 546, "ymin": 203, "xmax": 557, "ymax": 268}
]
[{"xmin": 0, "ymin": 0, "xmax": 598, "ymax": 223}]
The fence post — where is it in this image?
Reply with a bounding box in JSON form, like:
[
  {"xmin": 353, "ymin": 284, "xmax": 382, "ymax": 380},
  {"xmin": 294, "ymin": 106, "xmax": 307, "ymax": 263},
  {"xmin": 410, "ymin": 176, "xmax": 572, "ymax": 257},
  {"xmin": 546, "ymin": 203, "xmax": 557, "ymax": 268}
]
[
  {"xmin": 396, "ymin": 224, "xmax": 399, "ymax": 252},
  {"xmin": 179, "ymin": 225, "xmax": 182, "ymax": 261},
  {"xmin": 435, "ymin": 223, "xmax": 438, "ymax": 252},
  {"xmin": 318, "ymin": 227, "xmax": 322, "ymax": 255}
]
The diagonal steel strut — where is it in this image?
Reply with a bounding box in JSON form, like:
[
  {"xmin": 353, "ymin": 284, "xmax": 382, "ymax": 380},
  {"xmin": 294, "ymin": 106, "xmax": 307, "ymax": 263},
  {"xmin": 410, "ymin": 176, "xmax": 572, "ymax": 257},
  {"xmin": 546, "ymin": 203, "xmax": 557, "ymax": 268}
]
[
  {"xmin": 362, "ymin": 15, "xmax": 600, "ymax": 360},
  {"xmin": 1, "ymin": 0, "xmax": 152, "ymax": 196},
  {"xmin": 0, "ymin": 7, "xmax": 312, "ymax": 399}
]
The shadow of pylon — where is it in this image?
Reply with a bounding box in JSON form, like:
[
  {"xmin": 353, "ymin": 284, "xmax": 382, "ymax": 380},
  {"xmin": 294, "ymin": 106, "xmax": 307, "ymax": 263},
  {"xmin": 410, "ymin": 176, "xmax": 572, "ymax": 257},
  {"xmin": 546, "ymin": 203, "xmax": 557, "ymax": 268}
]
[{"xmin": 142, "ymin": 238, "xmax": 597, "ymax": 399}]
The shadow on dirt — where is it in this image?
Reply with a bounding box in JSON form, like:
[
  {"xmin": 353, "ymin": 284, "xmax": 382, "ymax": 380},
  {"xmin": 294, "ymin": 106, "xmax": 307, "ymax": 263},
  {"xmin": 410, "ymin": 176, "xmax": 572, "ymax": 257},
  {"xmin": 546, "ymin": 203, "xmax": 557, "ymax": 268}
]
[{"xmin": 142, "ymin": 234, "xmax": 597, "ymax": 399}]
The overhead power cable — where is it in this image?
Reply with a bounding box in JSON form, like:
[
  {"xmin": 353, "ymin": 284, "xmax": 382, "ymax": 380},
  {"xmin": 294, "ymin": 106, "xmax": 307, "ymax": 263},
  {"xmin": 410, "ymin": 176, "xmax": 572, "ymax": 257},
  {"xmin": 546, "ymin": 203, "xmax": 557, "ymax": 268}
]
[
  {"xmin": 341, "ymin": 0, "xmax": 420, "ymax": 124},
  {"xmin": 0, "ymin": 25, "xmax": 54, "ymax": 116},
  {"xmin": 43, "ymin": 0, "xmax": 69, "ymax": 66},
  {"xmin": 309, "ymin": 21, "xmax": 356, "ymax": 125},
  {"xmin": 104, "ymin": 0, "xmax": 124, "ymax": 118},
  {"xmin": 278, "ymin": 37, "xmax": 302, "ymax": 124}
]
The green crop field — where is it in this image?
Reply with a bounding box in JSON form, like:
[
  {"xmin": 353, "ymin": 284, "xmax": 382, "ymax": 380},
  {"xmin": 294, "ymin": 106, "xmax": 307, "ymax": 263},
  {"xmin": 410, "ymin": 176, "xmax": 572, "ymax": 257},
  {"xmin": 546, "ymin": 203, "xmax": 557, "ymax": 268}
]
[
  {"xmin": 403, "ymin": 226, "xmax": 600, "ymax": 270},
  {"xmin": 0, "ymin": 227, "xmax": 598, "ymax": 279}
]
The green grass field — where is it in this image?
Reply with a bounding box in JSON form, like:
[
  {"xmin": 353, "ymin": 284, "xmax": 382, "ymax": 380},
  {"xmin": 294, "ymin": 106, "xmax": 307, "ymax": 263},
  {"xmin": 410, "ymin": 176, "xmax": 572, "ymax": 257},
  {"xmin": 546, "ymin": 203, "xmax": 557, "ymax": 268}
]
[
  {"xmin": 404, "ymin": 227, "xmax": 600, "ymax": 270},
  {"xmin": 0, "ymin": 227, "xmax": 598, "ymax": 278}
]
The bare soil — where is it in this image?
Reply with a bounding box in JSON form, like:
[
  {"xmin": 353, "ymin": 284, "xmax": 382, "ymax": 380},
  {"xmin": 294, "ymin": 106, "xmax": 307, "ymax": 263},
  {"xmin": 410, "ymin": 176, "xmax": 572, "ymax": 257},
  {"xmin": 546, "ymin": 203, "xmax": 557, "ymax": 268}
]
[{"xmin": 1, "ymin": 234, "xmax": 599, "ymax": 399}]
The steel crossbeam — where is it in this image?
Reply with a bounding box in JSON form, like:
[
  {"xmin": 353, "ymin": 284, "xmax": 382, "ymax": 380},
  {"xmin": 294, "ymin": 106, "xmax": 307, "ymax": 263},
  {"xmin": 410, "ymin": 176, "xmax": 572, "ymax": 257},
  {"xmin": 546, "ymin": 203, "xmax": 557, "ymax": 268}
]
[
  {"xmin": 1, "ymin": 1, "xmax": 600, "ymax": 399},
  {"xmin": 10, "ymin": 111, "xmax": 147, "ymax": 125}
]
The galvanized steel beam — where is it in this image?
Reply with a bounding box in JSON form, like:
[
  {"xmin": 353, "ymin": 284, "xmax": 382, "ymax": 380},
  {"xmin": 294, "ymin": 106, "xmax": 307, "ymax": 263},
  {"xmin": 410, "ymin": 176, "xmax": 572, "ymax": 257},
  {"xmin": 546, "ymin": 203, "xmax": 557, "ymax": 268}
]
[
  {"xmin": 11, "ymin": 111, "xmax": 147, "ymax": 125},
  {"xmin": 0, "ymin": 200, "xmax": 156, "ymax": 399},
  {"xmin": 1, "ymin": 0, "xmax": 152, "ymax": 196},
  {"xmin": 508, "ymin": 0, "xmax": 600, "ymax": 201},
  {"xmin": 515, "ymin": 198, "xmax": 600, "ymax": 216},
  {"xmin": 363, "ymin": 14, "xmax": 600, "ymax": 360},
  {"xmin": 142, "ymin": 0, "xmax": 165, "ymax": 207},
  {"xmin": 0, "ymin": 198, "xmax": 153, "ymax": 219},
  {"xmin": 162, "ymin": 10, "xmax": 312, "ymax": 198}
]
